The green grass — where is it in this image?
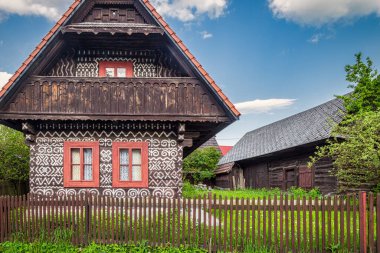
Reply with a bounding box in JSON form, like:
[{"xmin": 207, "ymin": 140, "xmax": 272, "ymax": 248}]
[
  {"xmin": 182, "ymin": 182, "xmax": 322, "ymax": 199},
  {"xmin": 0, "ymin": 241, "xmax": 208, "ymax": 253},
  {"xmin": 6, "ymin": 204, "xmax": 367, "ymax": 253}
]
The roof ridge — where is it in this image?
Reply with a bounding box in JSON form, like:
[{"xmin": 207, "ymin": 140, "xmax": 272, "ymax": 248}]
[
  {"xmin": 218, "ymin": 96, "xmax": 345, "ymax": 165},
  {"xmin": 246, "ymin": 96, "xmax": 343, "ymax": 135}
]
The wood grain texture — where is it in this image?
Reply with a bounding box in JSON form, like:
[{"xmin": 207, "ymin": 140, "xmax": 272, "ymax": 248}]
[{"xmin": 2, "ymin": 77, "xmax": 227, "ymax": 121}]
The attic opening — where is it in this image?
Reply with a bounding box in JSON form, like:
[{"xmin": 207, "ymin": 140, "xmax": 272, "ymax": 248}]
[{"xmin": 37, "ymin": 33, "xmax": 192, "ymax": 78}]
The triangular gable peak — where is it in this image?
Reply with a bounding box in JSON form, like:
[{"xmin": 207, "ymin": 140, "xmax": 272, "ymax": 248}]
[
  {"xmin": 78, "ymin": 0, "xmax": 155, "ymax": 24},
  {"xmin": 0, "ymin": 0, "xmax": 240, "ymax": 127}
]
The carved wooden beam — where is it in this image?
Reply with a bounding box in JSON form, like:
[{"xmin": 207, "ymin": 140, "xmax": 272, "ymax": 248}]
[
  {"xmin": 178, "ymin": 123, "xmax": 186, "ymax": 143},
  {"xmin": 183, "ymin": 139, "xmax": 193, "ymax": 148},
  {"xmin": 184, "ymin": 132, "xmax": 200, "ymax": 139},
  {"xmin": 22, "ymin": 122, "xmax": 37, "ymax": 135},
  {"xmin": 178, "ymin": 123, "xmax": 186, "ymax": 133},
  {"xmin": 22, "ymin": 122, "xmax": 37, "ymax": 145},
  {"xmin": 24, "ymin": 134, "xmax": 36, "ymax": 146},
  {"xmin": 25, "ymin": 134, "xmax": 36, "ymax": 143}
]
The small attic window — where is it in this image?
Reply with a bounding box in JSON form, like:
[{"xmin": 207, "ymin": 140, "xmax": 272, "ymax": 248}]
[
  {"xmin": 110, "ymin": 9, "xmax": 118, "ymax": 21},
  {"xmin": 99, "ymin": 61, "xmax": 134, "ymax": 78}
]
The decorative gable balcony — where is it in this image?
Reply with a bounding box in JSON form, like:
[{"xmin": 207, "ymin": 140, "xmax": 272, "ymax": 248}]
[{"xmin": 1, "ymin": 76, "xmax": 227, "ymax": 123}]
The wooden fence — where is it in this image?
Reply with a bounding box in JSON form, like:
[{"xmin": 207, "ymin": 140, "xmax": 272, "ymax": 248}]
[{"xmin": 0, "ymin": 192, "xmax": 379, "ymax": 252}]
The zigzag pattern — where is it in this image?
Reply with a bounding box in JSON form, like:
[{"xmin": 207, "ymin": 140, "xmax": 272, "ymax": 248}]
[
  {"xmin": 38, "ymin": 131, "xmax": 176, "ymax": 139},
  {"xmin": 31, "ymin": 130, "xmax": 183, "ymax": 198},
  {"xmin": 31, "ymin": 177, "xmax": 63, "ymax": 185}
]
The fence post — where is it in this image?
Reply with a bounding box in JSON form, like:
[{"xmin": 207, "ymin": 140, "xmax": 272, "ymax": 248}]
[
  {"xmin": 0, "ymin": 197, "xmax": 3, "ymax": 242},
  {"xmin": 377, "ymin": 193, "xmax": 380, "ymax": 253},
  {"xmin": 359, "ymin": 192, "xmax": 367, "ymax": 253},
  {"xmin": 85, "ymin": 192, "xmax": 91, "ymax": 245}
]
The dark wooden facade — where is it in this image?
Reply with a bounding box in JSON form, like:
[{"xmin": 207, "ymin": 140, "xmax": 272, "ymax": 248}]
[
  {"xmin": 0, "ymin": 0, "xmax": 239, "ymax": 197},
  {"xmin": 216, "ymin": 144, "xmax": 337, "ymax": 194}
]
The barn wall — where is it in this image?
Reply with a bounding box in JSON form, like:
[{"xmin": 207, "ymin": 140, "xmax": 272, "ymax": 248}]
[
  {"xmin": 30, "ymin": 130, "xmax": 183, "ymax": 198},
  {"xmin": 215, "ymin": 174, "xmax": 231, "ymax": 189},
  {"xmin": 217, "ymin": 151, "xmax": 337, "ymax": 194},
  {"xmin": 244, "ymin": 162, "xmax": 269, "ymax": 189}
]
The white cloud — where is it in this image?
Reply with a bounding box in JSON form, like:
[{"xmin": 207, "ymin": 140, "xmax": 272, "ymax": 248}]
[
  {"xmin": 235, "ymin": 99, "xmax": 296, "ymax": 114},
  {"xmin": 309, "ymin": 33, "xmax": 323, "ymax": 44},
  {"xmin": 0, "ymin": 0, "xmax": 72, "ymax": 21},
  {"xmin": 150, "ymin": 0, "xmax": 228, "ymax": 22},
  {"xmin": 0, "ymin": 72, "xmax": 12, "ymax": 89},
  {"xmin": 268, "ymin": 0, "xmax": 380, "ymax": 26},
  {"xmin": 0, "ymin": 0, "xmax": 228, "ymax": 23},
  {"xmin": 200, "ymin": 31, "xmax": 213, "ymax": 39}
]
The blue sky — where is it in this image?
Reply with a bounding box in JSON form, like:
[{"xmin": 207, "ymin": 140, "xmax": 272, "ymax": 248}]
[{"xmin": 0, "ymin": 0, "xmax": 379, "ymax": 145}]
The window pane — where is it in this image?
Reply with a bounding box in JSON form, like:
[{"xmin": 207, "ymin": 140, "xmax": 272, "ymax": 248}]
[
  {"xmin": 117, "ymin": 68, "xmax": 127, "ymax": 77},
  {"xmin": 84, "ymin": 149, "xmax": 92, "ymax": 164},
  {"xmin": 84, "ymin": 165, "xmax": 93, "ymax": 181},
  {"xmin": 120, "ymin": 165, "xmax": 129, "ymax": 181},
  {"xmin": 120, "ymin": 149, "xmax": 129, "ymax": 165},
  {"xmin": 71, "ymin": 149, "xmax": 80, "ymax": 164},
  {"xmin": 72, "ymin": 165, "xmax": 81, "ymax": 181},
  {"xmin": 132, "ymin": 149, "xmax": 141, "ymax": 165},
  {"xmin": 132, "ymin": 165, "xmax": 142, "ymax": 181},
  {"xmin": 106, "ymin": 68, "xmax": 115, "ymax": 77}
]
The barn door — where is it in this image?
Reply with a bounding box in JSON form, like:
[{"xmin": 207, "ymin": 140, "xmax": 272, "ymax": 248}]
[
  {"xmin": 232, "ymin": 168, "xmax": 245, "ymax": 189},
  {"xmin": 298, "ymin": 166, "xmax": 313, "ymax": 189},
  {"xmin": 284, "ymin": 168, "xmax": 296, "ymax": 190}
]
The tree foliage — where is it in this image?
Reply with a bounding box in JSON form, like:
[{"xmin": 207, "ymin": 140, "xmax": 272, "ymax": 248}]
[
  {"xmin": 183, "ymin": 147, "xmax": 221, "ymax": 184},
  {"xmin": 310, "ymin": 53, "xmax": 380, "ymax": 192},
  {"xmin": 0, "ymin": 125, "xmax": 30, "ymax": 193}
]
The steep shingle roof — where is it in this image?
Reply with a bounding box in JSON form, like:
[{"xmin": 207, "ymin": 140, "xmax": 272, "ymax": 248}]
[
  {"xmin": 200, "ymin": 136, "xmax": 221, "ymax": 151},
  {"xmin": 219, "ymin": 97, "xmax": 345, "ymax": 165},
  {"xmin": 0, "ymin": 0, "xmax": 240, "ymax": 118}
]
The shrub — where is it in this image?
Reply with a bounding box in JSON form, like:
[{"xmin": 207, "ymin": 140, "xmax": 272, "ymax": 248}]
[{"xmin": 183, "ymin": 147, "xmax": 221, "ymax": 184}]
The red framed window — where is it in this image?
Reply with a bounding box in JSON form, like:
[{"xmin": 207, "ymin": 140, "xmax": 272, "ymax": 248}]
[
  {"xmin": 99, "ymin": 61, "xmax": 134, "ymax": 77},
  {"xmin": 63, "ymin": 142, "xmax": 100, "ymax": 188},
  {"xmin": 112, "ymin": 142, "xmax": 149, "ymax": 188}
]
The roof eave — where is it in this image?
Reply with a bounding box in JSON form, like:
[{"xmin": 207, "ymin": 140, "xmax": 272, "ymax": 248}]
[
  {"xmin": 140, "ymin": 0, "xmax": 240, "ymax": 121},
  {"xmin": 0, "ymin": 0, "xmax": 84, "ymax": 106}
]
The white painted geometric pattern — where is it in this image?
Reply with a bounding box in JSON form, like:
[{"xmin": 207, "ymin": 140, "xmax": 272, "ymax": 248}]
[{"xmin": 30, "ymin": 130, "xmax": 183, "ymax": 198}]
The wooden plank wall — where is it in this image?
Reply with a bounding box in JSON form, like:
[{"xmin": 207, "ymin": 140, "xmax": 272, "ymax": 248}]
[{"xmin": 2, "ymin": 77, "xmax": 225, "ymax": 118}]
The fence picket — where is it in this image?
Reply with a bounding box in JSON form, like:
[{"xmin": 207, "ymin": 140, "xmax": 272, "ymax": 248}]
[
  {"xmin": 279, "ymin": 195, "xmax": 284, "ymax": 252},
  {"xmin": 291, "ymin": 196, "xmax": 295, "ymax": 252},
  {"xmin": 369, "ymin": 193, "xmax": 375, "ymax": 253},
  {"xmin": 359, "ymin": 192, "xmax": 367, "ymax": 253},
  {"xmin": 0, "ymin": 192, "xmax": 376, "ymax": 253},
  {"xmin": 315, "ymin": 197, "xmax": 319, "ymax": 252},
  {"xmin": 376, "ymin": 193, "xmax": 380, "ymax": 253},
  {"xmin": 346, "ymin": 194, "xmax": 351, "ymax": 252}
]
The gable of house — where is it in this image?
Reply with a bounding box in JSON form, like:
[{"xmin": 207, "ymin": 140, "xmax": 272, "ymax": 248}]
[{"xmin": 0, "ymin": 0, "xmax": 239, "ymax": 198}]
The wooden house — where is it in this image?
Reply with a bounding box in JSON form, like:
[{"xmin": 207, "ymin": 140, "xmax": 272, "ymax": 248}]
[
  {"xmin": 0, "ymin": 0, "xmax": 239, "ymax": 198},
  {"xmin": 216, "ymin": 98, "xmax": 344, "ymax": 194}
]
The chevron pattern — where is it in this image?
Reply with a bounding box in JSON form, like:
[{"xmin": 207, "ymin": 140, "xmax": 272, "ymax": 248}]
[{"xmin": 30, "ymin": 130, "xmax": 183, "ymax": 198}]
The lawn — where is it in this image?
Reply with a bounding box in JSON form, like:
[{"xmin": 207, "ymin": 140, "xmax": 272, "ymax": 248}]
[
  {"xmin": 182, "ymin": 182, "xmax": 322, "ymax": 199},
  {"xmin": 6, "ymin": 202, "xmax": 366, "ymax": 253},
  {"xmin": 0, "ymin": 241, "xmax": 208, "ymax": 253}
]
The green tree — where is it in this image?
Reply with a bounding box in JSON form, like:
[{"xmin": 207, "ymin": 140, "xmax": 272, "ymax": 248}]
[
  {"xmin": 0, "ymin": 125, "xmax": 30, "ymax": 194},
  {"xmin": 310, "ymin": 53, "xmax": 380, "ymax": 192},
  {"xmin": 183, "ymin": 147, "xmax": 221, "ymax": 184}
]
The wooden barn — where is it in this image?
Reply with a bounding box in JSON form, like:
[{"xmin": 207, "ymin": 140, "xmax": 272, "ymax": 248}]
[
  {"xmin": 216, "ymin": 98, "xmax": 345, "ymax": 194},
  {"xmin": 0, "ymin": 0, "xmax": 239, "ymax": 198}
]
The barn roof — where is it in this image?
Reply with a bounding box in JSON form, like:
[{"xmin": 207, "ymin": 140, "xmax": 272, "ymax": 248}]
[
  {"xmin": 0, "ymin": 0, "xmax": 240, "ymax": 118},
  {"xmin": 199, "ymin": 136, "xmax": 221, "ymax": 151},
  {"xmin": 218, "ymin": 97, "xmax": 345, "ymax": 165}
]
